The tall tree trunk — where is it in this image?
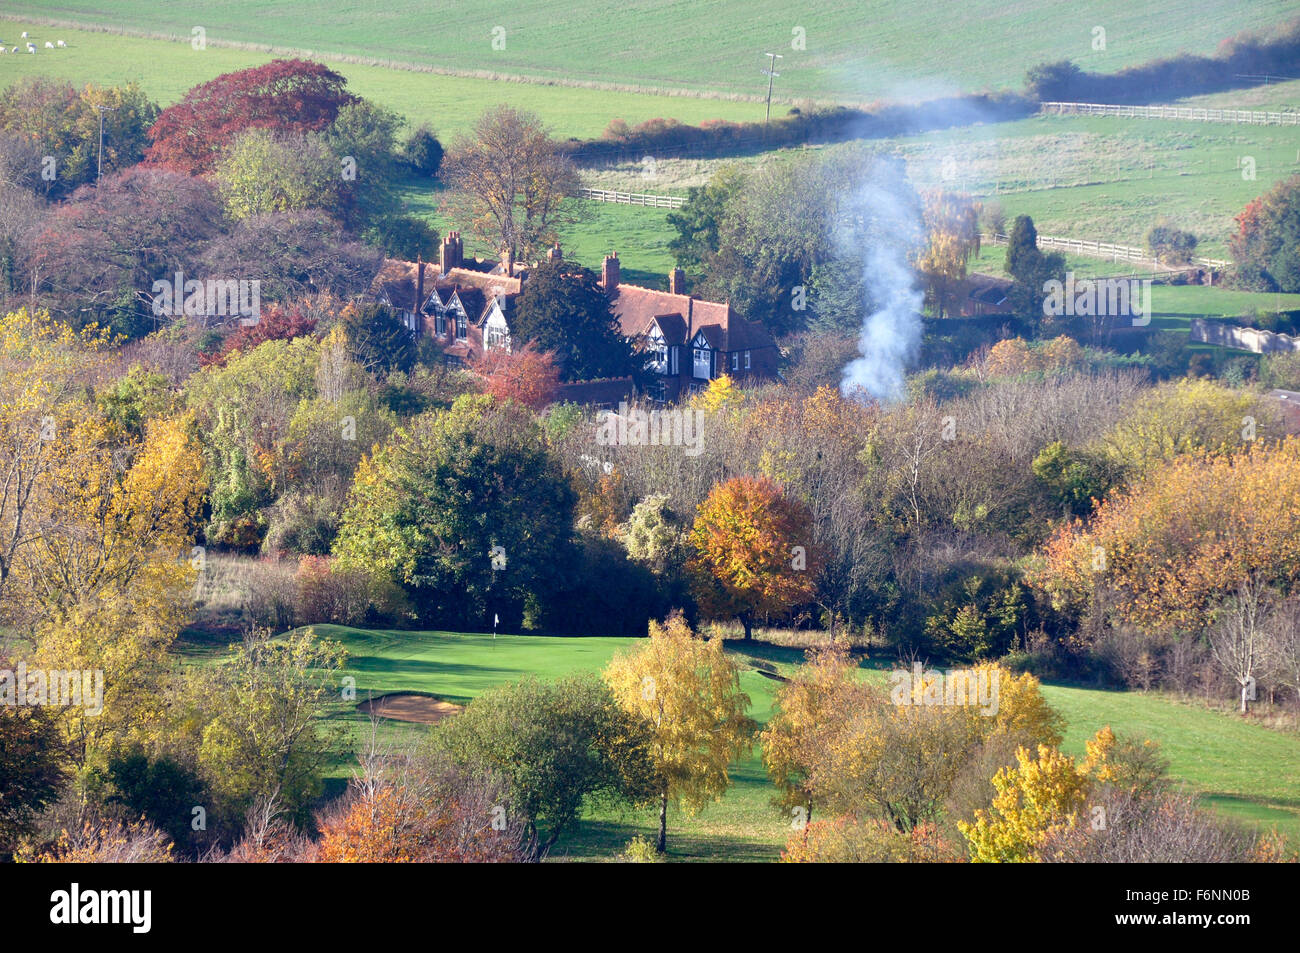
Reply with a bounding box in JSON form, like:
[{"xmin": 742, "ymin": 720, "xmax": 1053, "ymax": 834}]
[
  {"xmin": 740, "ymin": 614, "xmax": 753, "ymax": 641},
  {"xmin": 656, "ymin": 789, "xmax": 668, "ymax": 854}
]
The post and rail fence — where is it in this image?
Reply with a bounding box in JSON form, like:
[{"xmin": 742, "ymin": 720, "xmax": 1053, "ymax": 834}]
[
  {"xmin": 1040, "ymin": 101, "xmax": 1300, "ymax": 126},
  {"xmin": 983, "ymin": 232, "xmax": 1230, "ymax": 271},
  {"xmin": 577, "ymin": 187, "xmax": 688, "ymax": 208}
]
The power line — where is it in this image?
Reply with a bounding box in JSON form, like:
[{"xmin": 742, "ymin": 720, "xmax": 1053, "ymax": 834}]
[
  {"xmin": 93, "ymin": 105, "xmax": 119, "ymax": 187},
  {"xmin": 762, "ymin": 52, "xmax": 783, "ymax": 122}
]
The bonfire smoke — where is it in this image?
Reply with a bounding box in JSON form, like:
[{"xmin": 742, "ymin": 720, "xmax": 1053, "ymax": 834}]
[{"xmin": 840, "ymin": 158, "xmax": 925, "ymax": 403}]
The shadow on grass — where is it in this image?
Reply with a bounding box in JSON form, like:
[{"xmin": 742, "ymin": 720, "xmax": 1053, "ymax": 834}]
[{"xmin": 549, "ymin": 820, "xmax": 783, "ymax": 864}]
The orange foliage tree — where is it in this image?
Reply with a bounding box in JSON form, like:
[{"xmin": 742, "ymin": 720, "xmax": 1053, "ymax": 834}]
[
  {"xmin": 687, "ymin": 475, "xmax": 824, "ymax": 639},
  {"xmin": 1033, "ymin": 438, "xmax": 1300, "ymax": 635}
]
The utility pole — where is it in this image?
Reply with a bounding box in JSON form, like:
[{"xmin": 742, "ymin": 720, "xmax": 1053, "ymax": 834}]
[
  {"xmin": 762, "ymin": 52, "xmax": 783, "ymax": 122},
  {"xmin": 94, "ymin": 105, "xmax": 118, "ymax": 186}
]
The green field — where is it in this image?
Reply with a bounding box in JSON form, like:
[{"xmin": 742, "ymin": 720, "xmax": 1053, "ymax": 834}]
[
  {"xmin": 233, "ymin": 624, "xmax": 1300, "ymax": 860},
  {"xmin": 0, "ymin": 22, "xmax": 762, "ymax": 139},
  {"xmin": 3, "ymin": 1, "xmax": 1293, "ymax": 102}
]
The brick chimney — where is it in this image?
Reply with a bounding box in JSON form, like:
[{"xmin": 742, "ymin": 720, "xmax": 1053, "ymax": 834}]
[
  {"xmin": 500, "ymin": 246, "xmax": 514, "ymax": 276},
  {"xmin": 668, "ymin": 267, "xmax": 686, "ymax": 295},
  {"xmin": 440, "ymin": 231, "xmax": 463, "ymax": 273},
  {"xmin": 415, "ymin": 254, "xmax": 425, "ymax": 316},
  {"xmin": 601, "ymin": 252, "xmax": 620, "ymax": 291},
  {"xmin": 547, "ymin": 242, "xmax": 563, "ymax": 262}
]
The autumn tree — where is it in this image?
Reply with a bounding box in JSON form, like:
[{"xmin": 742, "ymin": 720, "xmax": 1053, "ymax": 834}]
[
  {"xmin": 958, "ymin": 743, "xmax": 1090, "ymax": 863},
  {"xmin": 472, "ymin": 342, "xmax": 561, "ymax": 410},
  {"xmin": 146, "ymin": 59, "xmax": 356, "ymax": 176},
  {"xmin": 0, "ymin": 78, "xmax": 158, "ymax": 197},
  {"xmin": 761, "ymin": 641, "xmax": 865, "ymax": 829},
  {"xmin": 603, "ymin": 613, "xmax": 755, "ymax": 853},
  {"xmin": 442, "ymin": 106, "xmax": 578, "ymax": 260},
  {"xmin": 1034, "ymin": 438, "xmax": 1300, "ymax": 642},
  {"xmin": 688, "ymin": 475, "xmax": 823, "ymax": 640},
  {"xmin": 917, "ymin": 190, "xmax": 981, "ymax": 318},
  {"xmin": 188, "ymin": 627, "xmax": 347, "ymax": 824},
  {"xmin": 1230, "ymin": 174, "xmax": 1300, "ymax": 292}
]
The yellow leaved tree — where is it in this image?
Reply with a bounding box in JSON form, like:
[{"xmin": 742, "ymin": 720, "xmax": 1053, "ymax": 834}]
[{"xmin": 603, "ymin": 613, "xmax": 755, "ymax": 853}]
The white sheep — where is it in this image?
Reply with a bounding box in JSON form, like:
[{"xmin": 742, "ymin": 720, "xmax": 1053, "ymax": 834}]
[
  {"xmin": 20, "ymin": 32, "xmax": 28, "ymax": 39},
  {"xmin": 57, "ymin": 40, "xmax": 66, "ymax": 47},
  {"xmin": 44, "ymin": 41, "xmax": 53, "ymax": 49},
  {"xmin": 27, "ymin": 46, "xmax": 36, "ymax": 55}
]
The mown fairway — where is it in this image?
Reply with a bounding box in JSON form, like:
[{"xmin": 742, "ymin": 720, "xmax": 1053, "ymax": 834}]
[
  {"xmin": 3, "ymin": 1, "xmax": 1293, "ymax": 101},
  {"xmin": 245, "ymin": 625, "xmax": 1300, "ymax": 860}
]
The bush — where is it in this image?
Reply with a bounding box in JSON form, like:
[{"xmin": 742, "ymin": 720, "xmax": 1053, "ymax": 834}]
[{"xmin": 402, "ymin": 123, "xmax": 443, "ymax": 178}]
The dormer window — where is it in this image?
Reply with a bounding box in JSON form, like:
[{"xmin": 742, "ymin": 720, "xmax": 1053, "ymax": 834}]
[
  {"xmin": 435, "ymin": 312, "xmax": 447, "ymax": 336},
  {"xmin": 456, "ymin": 314, "xmax": 468, "ymax": 340}
]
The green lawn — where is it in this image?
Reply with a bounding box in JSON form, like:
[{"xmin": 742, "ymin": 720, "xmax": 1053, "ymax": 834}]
[
  {"xmin": 212, "ymin": 624, "xmax": 1300, "ymax": 860},
  {"xmin": 3, "ymin": 1, "xmax": 1291, "ymax": 102}
]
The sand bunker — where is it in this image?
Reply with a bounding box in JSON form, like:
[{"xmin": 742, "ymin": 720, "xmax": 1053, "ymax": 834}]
[{"xmin": 356, "ymin": 692, "xmax": 463, "ymax": 724}]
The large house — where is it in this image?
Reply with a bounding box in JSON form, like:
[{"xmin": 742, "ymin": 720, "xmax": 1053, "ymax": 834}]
[{"xmin": 368, "ymin": 233, "xmax": 778, "ymax": 403}]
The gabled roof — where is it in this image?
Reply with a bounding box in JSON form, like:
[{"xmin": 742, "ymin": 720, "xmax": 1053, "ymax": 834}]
[
  {"xmin": 609, "ymin": 283, "xmax": 771, "ymax": 352},
  {"xmin": 647, "ymin": 313, "xmax": 687, "ymax": 344}
]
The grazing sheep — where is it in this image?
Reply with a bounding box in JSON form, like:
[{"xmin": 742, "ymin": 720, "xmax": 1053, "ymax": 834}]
[
  {"xmin": 44, "ymin": 41, "xmax": 53, "ymax": 49},
  {"xmin": 27, "ymin": 46, "xmax": 36, "ymax": 55},
  {"xmin": 20, "ymin": 31, "xmax": 28, "ymax": 39},
  {"xmin": 57, "ymin": 40, "xmax": 66, "ymax": 47}
]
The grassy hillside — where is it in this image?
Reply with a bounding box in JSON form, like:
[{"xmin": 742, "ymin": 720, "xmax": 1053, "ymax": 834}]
[
  {"xmin": 242, "ymin": 625, "xmax": 1300, "ymax": 860},
  {"xmin": 0, "ymin": 23, "xmax": 761, "ymax": 139},
  {"xmin": 3, "ymin": 1, "xmax": 1293, "ymax": 102}
]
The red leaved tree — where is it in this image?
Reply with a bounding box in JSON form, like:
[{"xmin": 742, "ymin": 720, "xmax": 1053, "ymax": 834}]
[
  {"xmin": 199, "ymin": 302, "xmax": 318, "ymax": 367},
  {"xmin": 472, "ymin": 343, "xmax": 561, "ymax": 411},
  {"xmin": 145, "ymin": 59, "xmax": 355, "ymax": 176}
]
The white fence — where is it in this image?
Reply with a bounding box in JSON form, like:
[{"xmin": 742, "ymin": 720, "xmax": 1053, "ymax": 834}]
[
  {"xmin": 578, "ymin": 187, "xmax": 687, "ymax": 209},
  {"xmin": 984, "ymin": 232, "xmax": 1230, "ymax": 270},
  {"xmin": 1040, "ymin": 101, "xmax": 1300, "ymax": 126}
]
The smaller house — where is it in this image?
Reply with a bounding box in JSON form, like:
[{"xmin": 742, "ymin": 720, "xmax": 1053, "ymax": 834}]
[{"xmin": 958, "ymin": 274, "xmax": 1013, "ymax": 316}]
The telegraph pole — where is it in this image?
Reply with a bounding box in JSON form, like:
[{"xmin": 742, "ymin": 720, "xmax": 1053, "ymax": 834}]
[
  {"xmin": 762, "ymin": 53, "xmax": 783, "ymax": 122},
  {"xmin": 95, "ymin": 105, "xmax": 118, "ymax": 186}
]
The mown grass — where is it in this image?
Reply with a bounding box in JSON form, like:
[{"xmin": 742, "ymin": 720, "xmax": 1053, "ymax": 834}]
[
  {"xmin": 182, "ymin": 624, "xmax": 1300, "ymax": 860},
  {"xmin": 3, "ymin": 1, "xmax": 1292, "ymax": 102}
]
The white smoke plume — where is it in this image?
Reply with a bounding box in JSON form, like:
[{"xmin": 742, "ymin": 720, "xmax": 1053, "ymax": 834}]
[{"xmin": 839, "ymin": 157, "xmax": 925, "ymax": 404}]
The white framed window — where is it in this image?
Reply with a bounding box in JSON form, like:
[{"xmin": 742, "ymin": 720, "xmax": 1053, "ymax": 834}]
[
  {"xmin": 456, "ymin": 314, "xmax": 467, "ymax": 340},
  {"xmin": 731, "ymin": 352, "xmax": 739, "ymax": 371},
  {"xmin": 745, "ymin": 350, "xmax": 751, "ymax": 370},
  {"xmin": 693, "ymin": 347, "xmax": 711, "ymax": 379}
]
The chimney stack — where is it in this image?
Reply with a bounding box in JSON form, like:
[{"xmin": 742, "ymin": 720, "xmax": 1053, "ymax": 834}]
[
  {"xmin": 440, "ymin": 231, "xmax": 463, "ymax": 273},
  {"xmin": 669, "ymin": 267, "xmax": 686, "ymax": 295},
  {"xmin": 601, "ymin": 252, "xmax": 620, "ymax": 291},
  {"xmin": 500, "ymin": 246, "xmax": 515, "ymax": 276},
  {"xmin": 415, "ymin": 254, "xmax": 425, "ymax": 318},
  {"xmin": 547, "ymin": 242, "xmax": 563, "ymax": 262}
]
